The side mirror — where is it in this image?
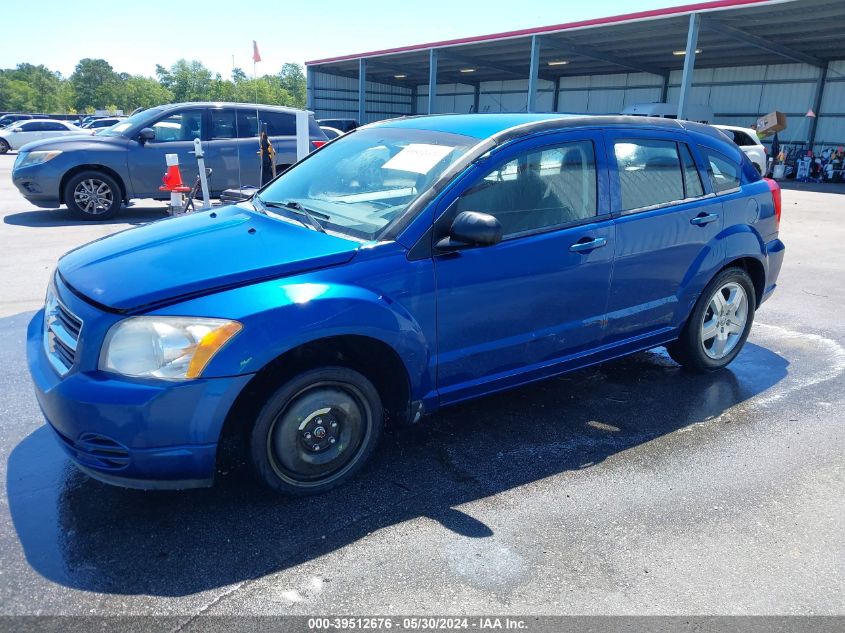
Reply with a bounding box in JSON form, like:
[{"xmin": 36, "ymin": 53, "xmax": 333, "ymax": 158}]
[
  {"xmin": 436, "ymin": 211, "xmax": 503, "ymax": 251},
  {"xmin": 138, "ymin": 128, "xmax": 156, "ymax": 144},
  {"xmin": 11, "ymin": 128, "xmax": 21, "ymax": 133}
]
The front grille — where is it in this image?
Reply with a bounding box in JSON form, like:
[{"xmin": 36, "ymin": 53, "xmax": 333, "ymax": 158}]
[{"xmin": 44, "ymin": 289, "xmax": 83, "ymax": 376}]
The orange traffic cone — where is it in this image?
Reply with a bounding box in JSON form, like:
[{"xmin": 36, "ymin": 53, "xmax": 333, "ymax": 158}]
[{"xmin": 159, "ymin": 154, "xmax": 191, "ymax": 193}]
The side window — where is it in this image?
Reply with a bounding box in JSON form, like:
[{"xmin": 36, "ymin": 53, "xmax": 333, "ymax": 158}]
[
  {"xmin": 679, "ymin": 143, "xmax": 704, "ymax": 198},
  {"xmin": 702, "ymin": 148, "xmax": 741, "ymax": 193},
  {"xmin": 20, "ymin": 122, "xmax": 41, "ymax": 132},
  {"xmin": 44, "ymin": 122, "xmax": 67, "ymax": 131},
  {"xmin": 614, "ymin": 139, "xmax": 684, "ymax": 211},
  {"xmin": 150, "ymin": 109, "xmax": 204, "ymax": 143},
  {"xmin": 456, "ymin": 140, "xmax": 597, "ymax": 238},
  {"xmin": 210, "ymin": 109, "xmax": 237, "ymax": 139},
  {"xmin": 236, "ymin": 110, "xmax": 258, "ymax": 138},
  {"xmin": 260, "ymin": 111, "xmax": 296, "ymax": 136},
  {"xmin": 733, "ymin": 131, "xmax": 755, "ymax": 146}
]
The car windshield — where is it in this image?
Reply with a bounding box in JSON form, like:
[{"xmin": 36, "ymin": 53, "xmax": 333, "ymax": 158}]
[
  {"xmin": 255, "ymin": 127, "xmax": 479, "ymax": 241},
  {"xmin": 98, "ymin": 107, "xmax": 165, "ymax": 137}
]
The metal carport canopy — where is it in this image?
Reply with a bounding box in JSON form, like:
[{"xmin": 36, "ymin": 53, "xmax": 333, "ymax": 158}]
[{"xmin": 305, "ymin": 0, "xmax": 845, "ymax": 119}]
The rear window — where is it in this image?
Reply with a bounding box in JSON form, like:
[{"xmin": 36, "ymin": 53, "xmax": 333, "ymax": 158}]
[{"xmin": 701, "ymin": 148, "xmax": 741, "ymax": 193}]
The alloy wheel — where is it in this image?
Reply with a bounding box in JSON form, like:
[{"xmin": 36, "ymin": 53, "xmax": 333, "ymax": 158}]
[
  {"xmin": 700, "ymin": 281, "xmax": 749, "ymax": 360},
  {"xmin": 73, "ymin": 178, "xmax": 114, "ymax": 215}
]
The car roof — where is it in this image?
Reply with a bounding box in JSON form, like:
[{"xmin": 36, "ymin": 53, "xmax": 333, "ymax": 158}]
[
  {"xmin": 12, "ymin": 118, "xmax": 65, "ymax": 124},
  {"xmin": 370, "ymin": 113, "xmax": 685, "ymax": 140},
  {"xmin": 713, "ymin": 124, "xmax": 757, "ymax": 134},
  {"xmin": 158, "ymin": 101, "xmax": 309, "ymax": 114}
]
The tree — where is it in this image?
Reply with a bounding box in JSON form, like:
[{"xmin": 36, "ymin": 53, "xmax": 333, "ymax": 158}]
[
  {"xmin": 161, "ymin": 59, "xmax": 213, "ymax": 102},
  {"xmin": 279, "ymin": 63, "xmax": 306, "ymax": 108},
  {"xmin": 70, "ymin": 58, "xmax": 119, "ymax": 111}
]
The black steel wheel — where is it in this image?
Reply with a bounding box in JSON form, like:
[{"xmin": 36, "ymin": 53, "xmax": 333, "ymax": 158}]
[
  {"xmin": 250, "ymin": 367, "xmax": 383, "ymax": 495},
  {"xmin": 0, "ymin": 139, "xmax": 9, "ymax": 154}
]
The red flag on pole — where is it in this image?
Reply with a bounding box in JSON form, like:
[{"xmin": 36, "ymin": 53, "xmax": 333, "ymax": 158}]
[{"xmin": 252, "ymin": 40, "xmax": 261, "ymax": 63}]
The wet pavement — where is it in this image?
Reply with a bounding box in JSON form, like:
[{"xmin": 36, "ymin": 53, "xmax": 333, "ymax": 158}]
[{"xmin": 0, "ymin": 154, "xmax": 843, "ymax": 617}]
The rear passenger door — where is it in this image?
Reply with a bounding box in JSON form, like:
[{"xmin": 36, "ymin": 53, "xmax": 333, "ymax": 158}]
[{"xmin": 603, "ymin": 131, "xmax": 723, "ymax": 344}]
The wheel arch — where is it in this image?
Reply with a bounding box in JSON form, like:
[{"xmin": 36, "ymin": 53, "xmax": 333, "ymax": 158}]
[
  {"xmin": 216, "ymin": 333, "xmax": 412, "ymax": 471},
  {"xmin": 59, "ymin": 164, "xmax": 127, "ymax": 204},
  {"xmin": 720, "ymin": 256, "xmax": 765, "ymax": 307}
]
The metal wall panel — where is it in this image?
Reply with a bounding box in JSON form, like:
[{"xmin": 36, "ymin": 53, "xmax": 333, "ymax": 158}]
[{"xmin": 311, "ymin": 62, "xmax": 845, "ymax": 147}]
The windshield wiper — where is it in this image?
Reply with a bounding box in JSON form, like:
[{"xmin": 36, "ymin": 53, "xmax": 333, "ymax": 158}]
[{"xmin": 260, "ymin": 199, "xmax": 327, "ymax": 233}]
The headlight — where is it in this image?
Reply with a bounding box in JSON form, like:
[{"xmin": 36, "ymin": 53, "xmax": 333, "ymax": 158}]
[
  {"xmin": 99, "ymin": 317, "xmax": 242, "ymax": 380},
  {"xmin": 15, "ymin": 150, "xmax": 62, "ymax": 169}
]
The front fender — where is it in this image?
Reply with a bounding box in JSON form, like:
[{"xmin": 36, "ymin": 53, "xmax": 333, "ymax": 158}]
[{"xmin": 152, "ymin": 258, "xmax": 436, "ymax": 402}]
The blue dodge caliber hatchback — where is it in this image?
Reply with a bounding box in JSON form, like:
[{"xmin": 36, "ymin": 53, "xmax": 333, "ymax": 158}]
[{"xmin": 27, "ymin": 114, "xmax": 785, "ymax": 494}]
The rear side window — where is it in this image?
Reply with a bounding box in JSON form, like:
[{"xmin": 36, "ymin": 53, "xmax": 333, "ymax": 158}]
[
  {"xmin": 210, "ymin": 109, "xmax": 237, "ymax": 139},
  {"xmin": 614, "ymin": 139, "xmax": 684, "ymax": 211},
  {"xmin": 702, "ymin": 148, "xmax": 741, "ymax": 193},
  {"xmin": 261, "ymin": 111, "xmax": 296, "ymax": 136},
  {"xmin": 732, "ymin": 131, "xmax": 756, "ymax": 146}
]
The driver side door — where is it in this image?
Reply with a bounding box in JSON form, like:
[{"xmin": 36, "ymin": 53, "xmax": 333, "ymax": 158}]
[
  {"xmin": 126, "ymin": 108, "xmax": 205, "ymax": 198},
  {"xmin": 432, "ymin": 131, "xmax": 615, "ymax": 404}
]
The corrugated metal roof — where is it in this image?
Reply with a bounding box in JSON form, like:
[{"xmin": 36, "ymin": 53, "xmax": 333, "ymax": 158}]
[{"xmin": 307, "ymin": 0, "xmax": 845, "ymax": 87}]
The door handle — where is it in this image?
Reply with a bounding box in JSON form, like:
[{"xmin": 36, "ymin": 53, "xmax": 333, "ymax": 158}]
[
  {"xmin": 690, "ymin": 213, "xmax": 719, "ymax": 226},
  {"xmin": 569, "ymin": 237, "xmax": 608, "ymax": 253}
]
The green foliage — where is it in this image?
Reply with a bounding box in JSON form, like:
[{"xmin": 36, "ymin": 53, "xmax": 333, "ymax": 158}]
[{"xmin": 0, "ymin": 58, "xmax": 308, "ymax": 113}]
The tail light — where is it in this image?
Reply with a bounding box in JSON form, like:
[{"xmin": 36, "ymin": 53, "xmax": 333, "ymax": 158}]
[
  {"xmin": 764, "ymin": 177, "xmax": 781, "ymax": 229},
  {"xmin": 312, "ymin": 140, "xmax": 327, "ymax": 149}
]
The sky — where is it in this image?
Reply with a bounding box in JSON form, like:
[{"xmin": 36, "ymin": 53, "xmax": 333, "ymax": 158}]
[{"xmin": 1, "ymin": 0, "xmax": 684, "ymax": 78}]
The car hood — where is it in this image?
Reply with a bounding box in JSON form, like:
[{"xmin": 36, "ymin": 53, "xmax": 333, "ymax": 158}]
[
  {"xmin": 57, "ymin": 205, "xmax": 361, "ymax": 312},
  {"xmin": 18, "ymin": 133, "xmax": 122, "ymax": 153}
]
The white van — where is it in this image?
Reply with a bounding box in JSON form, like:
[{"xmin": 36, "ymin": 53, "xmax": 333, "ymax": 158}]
[{"xmin": 622, "ymin": 103, "xmax": 714, "ymax": 124}]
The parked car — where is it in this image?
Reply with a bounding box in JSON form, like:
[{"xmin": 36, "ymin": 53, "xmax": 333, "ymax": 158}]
[
  {"xmin": 319, "ymin": 125, "xmax": 344, "ymax": 140},
  {"xmin": 12, "ymin": 102, "xmax": 328, "ymax": 219},
  {"xmin": 0, "ymin": 119, "xmax": 85, "ymax": 153},
  {"xmin": 0, "ymin": 113, "xmax": 35, "ymax": 129},
  {"xmin": 82, "ymin": 117, "xmax": 126, "ymax": 130},
  {"xmin": 317, "ymin": 118, "xmax": 359, "ymax": 133},
  {"xmin": 713, "ymin": 124, "xmax": 767, "ymax": 174},
  {"xmin": 27, "ymin": 113, "xmax": 785, "ymax": 494}
]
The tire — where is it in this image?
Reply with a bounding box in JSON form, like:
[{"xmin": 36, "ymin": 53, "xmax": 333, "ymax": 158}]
[
  {"xmin": 0, "ymin": 139, "xmax": 9, "ymax": 154},
  {"xmin": 250, "ymin": 367, "xmax": 383, "ymax": 495},
  {"xmin": 667, "ymin": 267, "xmax": 756, "ymax": 372},
  {"xmin": 63, "ymin": 170, "xmax": 122, "ymax": 220}
]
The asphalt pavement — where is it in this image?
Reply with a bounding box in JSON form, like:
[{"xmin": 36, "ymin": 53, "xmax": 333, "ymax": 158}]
[{"xmin": 0, "ymin": 153, "xmax": 843, "ymax": 620}]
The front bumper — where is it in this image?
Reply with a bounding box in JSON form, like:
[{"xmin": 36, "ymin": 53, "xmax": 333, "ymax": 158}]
[
  {"xmin": 12, "ymin": 161, "xmax": 63, "ymax": 208},
  {"xmin": 27, "ymin": 310, "xmax": 252, "ymax": 489}
]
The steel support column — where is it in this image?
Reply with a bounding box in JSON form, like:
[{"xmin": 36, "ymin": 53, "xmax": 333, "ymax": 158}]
[
  {"xmin": 677, "ymin": 13, "xmax": 701, "ymax": 121},
  {"xmin": 358, "ymin": 59, "xmax": 367, "ymax": 124},
  {"xmin": 306, "ymin": 66, "xmax": 315, "ymax": 111},
  {"xmin": 428, "ymin": 49, "xmax": 438, "ymax": 114},
  {"xmin": 660, "ymin": 73, "xmax": 669, "ymax": 104},
  {"xmin": 473, "ymin": 82, "xmax": 480, "ymax": 113},
  {"xmin": 410, "ymin": 84, "xmax": 418, "ymax": 116},
  {"xmin": 808, "ymin": 62, "xmax": 829, "ymax": 149},
  {"xmin": 552, "ymin": 76, "xmax": 560, "ymax": 112},
  {"xmin": 527, "ymin": 35, "xmax": 541, "ymax": 112}
]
